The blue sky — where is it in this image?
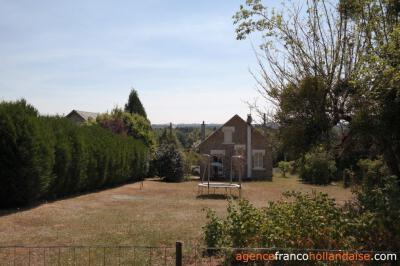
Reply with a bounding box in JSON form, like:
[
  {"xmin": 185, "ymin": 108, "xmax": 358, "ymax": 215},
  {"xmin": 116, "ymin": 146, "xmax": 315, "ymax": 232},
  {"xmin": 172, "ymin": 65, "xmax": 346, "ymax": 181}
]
[{"xmin": 0, "ymin": 0, "xmax": 277, "ymax": 123}]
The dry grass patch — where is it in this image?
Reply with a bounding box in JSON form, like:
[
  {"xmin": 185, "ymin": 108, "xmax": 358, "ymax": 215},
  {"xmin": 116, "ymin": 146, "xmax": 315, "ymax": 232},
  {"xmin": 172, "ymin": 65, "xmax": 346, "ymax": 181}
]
[{"xmin": 0, "ymin": 174, "xmax": 352, "ymax": 247}]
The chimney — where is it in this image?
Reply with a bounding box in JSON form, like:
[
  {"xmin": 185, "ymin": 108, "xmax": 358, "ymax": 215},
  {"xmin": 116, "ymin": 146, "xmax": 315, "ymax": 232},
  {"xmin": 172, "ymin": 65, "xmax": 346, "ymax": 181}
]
[
  {"xmin": 263, "ymin": 113, "xmax": 267, "ymax": 127},
  {"xmin": 169, "ymin": 122, "xmax": 173, "ymax": 136},
  {"xmin": 246, "ymin": 115, "xmax": 252, "ymax": 178},
  {"xmin": 201, "ymin": 121, "xmax": 206, "ymax": 142},
  {"xmin": 247, "ymin": 114, "xmax": 252, "ymax": 124}
]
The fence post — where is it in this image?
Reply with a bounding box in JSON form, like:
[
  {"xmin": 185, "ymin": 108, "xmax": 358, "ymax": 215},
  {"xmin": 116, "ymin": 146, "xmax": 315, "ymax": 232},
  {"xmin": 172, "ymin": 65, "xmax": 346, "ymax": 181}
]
[{"xmin": 175, "ymin": 241, "xmax": 182, "ymax": 266}]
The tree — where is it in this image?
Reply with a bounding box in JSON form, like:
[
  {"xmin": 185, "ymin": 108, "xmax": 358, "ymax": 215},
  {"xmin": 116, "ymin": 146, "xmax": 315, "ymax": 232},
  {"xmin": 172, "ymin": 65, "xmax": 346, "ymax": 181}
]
[
  {"xmin": 278, "ymin": 76, "xmax": 331, "ymax": 156},
  {"xmin": 234, "ymin": 0, "xmax": 400, "ymax": 177},
  {"xmin": 153, "ymin": 144, "xmax": 184, "ymax": 182},
  {"xmin": 124, "ymin": 88, "xmax": 147, "ymax": 118},
  {"xmin": 338, "ymin": 0, "xmax": 400, "ymax": 176},
  {"xmin": 97, "ymin": 108, "xmax": 155, "ymax": 148}
]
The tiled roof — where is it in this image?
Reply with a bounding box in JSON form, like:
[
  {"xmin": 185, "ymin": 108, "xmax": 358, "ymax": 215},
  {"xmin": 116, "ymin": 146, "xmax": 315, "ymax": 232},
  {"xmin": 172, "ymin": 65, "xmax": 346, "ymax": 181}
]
[{"xmin": 67, "ymin": 110, "xmax": 99, "ymax": 121}]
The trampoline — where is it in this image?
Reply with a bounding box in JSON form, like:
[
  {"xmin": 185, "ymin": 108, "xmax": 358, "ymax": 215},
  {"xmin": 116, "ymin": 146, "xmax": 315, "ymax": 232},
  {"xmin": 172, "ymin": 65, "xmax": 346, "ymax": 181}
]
[{"xmin": 198, "ymin": 154, "xmax": 244, "ymax": 198}]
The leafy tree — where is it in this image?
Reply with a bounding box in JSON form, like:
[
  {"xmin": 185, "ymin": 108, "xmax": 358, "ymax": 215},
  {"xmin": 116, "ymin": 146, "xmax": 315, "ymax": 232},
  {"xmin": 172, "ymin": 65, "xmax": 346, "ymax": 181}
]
[
  {"xmin": 97, "ymin": 108, "xmax": 155, "ymax": 148},
  {"xmin": 278, "ymin": 76, "xmax": 331, "ymax": 156},
  {"xmin": 234, "ymin": 0, "xmax": 400, "ymax": 179},
  {"xmin": 234, "ymin": 0, "xmax": 359, "ymax": 130},
  {"xmin": 153, "ymin": 144, "xmax": 184, "ymax": 182},
  {"xmin": 339, "ymin": 0, "xmax": 400, "ymax": 177},
  {"xmin": 124, "ymin": 88, "xmax": 147, "ymax": 118}
]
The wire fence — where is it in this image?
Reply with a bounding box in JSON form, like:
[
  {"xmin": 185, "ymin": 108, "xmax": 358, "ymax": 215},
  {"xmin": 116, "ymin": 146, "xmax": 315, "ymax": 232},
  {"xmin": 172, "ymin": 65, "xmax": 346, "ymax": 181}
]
[
  {"xmin": 0, "ymin": 245, "xmax": 176, "ymax": 266},
  {"xmin": 0, "ymin": 245, "xmax": 397, "ymax": 265}
]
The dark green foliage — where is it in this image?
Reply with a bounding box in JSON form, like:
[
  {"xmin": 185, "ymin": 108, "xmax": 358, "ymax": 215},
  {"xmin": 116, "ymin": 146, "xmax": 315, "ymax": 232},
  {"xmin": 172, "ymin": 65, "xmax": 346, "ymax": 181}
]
[
  {"xmin": 0, "ymin": 100, "xmax": 54, "ymax": 206},
  {"xmin": 124, "ymin": 88, "xmax": 147, "ymax": 118},
  {"xmin": 353, "ymin": 176, "xmax": 400, "ymax": 251},
  {"xmin": 278, "ymin": 76, "xmax": 331, "ymax": 157},
  {"xmin": 153, "ymin": 144, "xmax": 184, "ymax": 182},
  {"xmin": 0, "ymin": 100, "xmax": 148, "ymax": 208},
  {"xmin": 157, "ymin": 128, "xmax": 180, "ymax": 148},
  {"xmin": 299, "ymin": 146, "xmax": 337, "ymax": 185},
  {"xmin": 347, "ymin": 158, "xmax": 400, "ymax": 251}
]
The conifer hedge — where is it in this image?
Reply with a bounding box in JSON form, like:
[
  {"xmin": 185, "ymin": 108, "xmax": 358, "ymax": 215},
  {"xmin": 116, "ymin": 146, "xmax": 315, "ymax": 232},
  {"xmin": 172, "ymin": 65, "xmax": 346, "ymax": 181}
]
[{"xmin": 0, "ymin": 100, "xmax": 148, "ymax": 207}]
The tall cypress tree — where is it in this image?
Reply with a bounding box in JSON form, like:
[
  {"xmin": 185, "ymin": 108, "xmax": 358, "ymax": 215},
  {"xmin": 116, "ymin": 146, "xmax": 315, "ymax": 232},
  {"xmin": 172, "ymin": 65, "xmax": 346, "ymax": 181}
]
[{"xmin": 124, "ymin": 88, "xmax": 147, "ymax": 118}]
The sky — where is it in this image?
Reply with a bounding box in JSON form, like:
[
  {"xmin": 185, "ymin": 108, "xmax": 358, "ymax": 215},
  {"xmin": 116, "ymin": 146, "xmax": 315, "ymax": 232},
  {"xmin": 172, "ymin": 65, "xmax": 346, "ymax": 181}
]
[{"xmin": 0, "ymin": 0, "xmax": 278, "ymax": 123}]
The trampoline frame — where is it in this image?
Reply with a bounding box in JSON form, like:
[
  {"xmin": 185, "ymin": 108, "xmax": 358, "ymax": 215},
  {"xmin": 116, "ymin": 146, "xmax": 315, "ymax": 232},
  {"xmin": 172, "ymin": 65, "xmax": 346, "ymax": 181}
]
[{"xmin": 198, "ymin": 154, "xmax": 244, "ymax": 198}]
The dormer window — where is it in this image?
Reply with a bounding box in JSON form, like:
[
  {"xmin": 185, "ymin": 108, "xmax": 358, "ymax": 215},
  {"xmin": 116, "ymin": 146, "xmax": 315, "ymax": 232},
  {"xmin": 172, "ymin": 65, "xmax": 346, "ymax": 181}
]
[{"xmin": 222, "ymin": 126, "xmax": 235, "ymax": 144}]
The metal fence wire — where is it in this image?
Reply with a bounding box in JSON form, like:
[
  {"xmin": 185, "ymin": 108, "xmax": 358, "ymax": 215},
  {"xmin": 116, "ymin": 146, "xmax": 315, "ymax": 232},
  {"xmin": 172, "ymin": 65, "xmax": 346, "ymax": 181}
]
[
  {"xmin": 0, "ymin": 245, "xmax": 177, "ymax": 266},
  {"xmin": 0, "ymin": 245, "xmax": 397, "ymax": 266}
]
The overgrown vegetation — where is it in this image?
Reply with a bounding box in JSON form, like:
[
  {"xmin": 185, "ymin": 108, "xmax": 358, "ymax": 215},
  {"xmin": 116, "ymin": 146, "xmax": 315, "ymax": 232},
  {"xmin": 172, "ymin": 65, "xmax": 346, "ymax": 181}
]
[
  {"xmin": 204, "ymin": 192, "xmax": 351, "ymax": 249},
  {"xmin": 204, "ymin": 157, "xmax": 400, "ymax": 259},
  {"xmin": 202, "ymin": 0, "xmax": 400, "ymax": 258},
  {"xmin": 234, "ymin": 0, "xmax": 400, "ymax": 184},
  {"xmin": 0, "ymin": 100, "xmax": 148, "ymax": 207}
]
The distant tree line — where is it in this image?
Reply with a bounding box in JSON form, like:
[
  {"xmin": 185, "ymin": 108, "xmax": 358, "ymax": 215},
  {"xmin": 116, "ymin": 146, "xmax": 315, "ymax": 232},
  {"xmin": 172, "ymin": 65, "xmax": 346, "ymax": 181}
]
[{"xmin": 0, "ymin": 100, "xmax": 148, "ymax": 208}]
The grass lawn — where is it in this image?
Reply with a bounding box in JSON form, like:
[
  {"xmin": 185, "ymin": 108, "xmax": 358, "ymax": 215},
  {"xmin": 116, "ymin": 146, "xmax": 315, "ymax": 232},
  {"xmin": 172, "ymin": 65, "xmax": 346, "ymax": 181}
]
[{"xmin": 0, "ymin": 173, "xmax": 353, "ymax": 248}]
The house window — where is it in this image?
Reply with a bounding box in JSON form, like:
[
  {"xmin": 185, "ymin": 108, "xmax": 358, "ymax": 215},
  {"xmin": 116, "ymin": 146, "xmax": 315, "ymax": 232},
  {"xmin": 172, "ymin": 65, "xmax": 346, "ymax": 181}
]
[
  {"xmin": 252, "ymin": 150, "xmax": 265, "ymax": 170},
  {"xmin": 222, "ymin": 127, "xmax": 235, "ymax": 144},
  {"xmin": 234, "ymin": 145, "xmax": 246, "ymax": 157}
]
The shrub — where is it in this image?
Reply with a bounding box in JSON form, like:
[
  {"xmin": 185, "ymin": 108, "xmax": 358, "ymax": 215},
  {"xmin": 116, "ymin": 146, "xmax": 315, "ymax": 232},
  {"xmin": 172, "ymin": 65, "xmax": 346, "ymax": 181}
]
[
  {"xmin": 153, "ymin": 144, "xmax": 184, "ymax": 182},
  {"xmin": 203, "ymin": 192, "xmax": 352, "ymax": 250},
  {"xmin": 299, "ymin": 146, "xmax": 337, "ymax": 185},
  {"xmin": 277, "ymin": 161, "xmax": 290, "ymax": 177},
  {"xmin": 356, "ymin": 157, "xmax": 388, "ymax": 188},
  {"xmin": 0, "ymin": 100, "xmax": 148, "ymax": 208},
  {"xmin": 348, "ymin": 172, "xmax": 400, "ymax": 251}
]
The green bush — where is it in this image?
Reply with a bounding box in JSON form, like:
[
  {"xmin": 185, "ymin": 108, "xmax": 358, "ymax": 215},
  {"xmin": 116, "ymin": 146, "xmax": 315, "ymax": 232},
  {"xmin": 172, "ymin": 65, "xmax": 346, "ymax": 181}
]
[
  {"xmin": 299, "ymin": 146, "xmax": 337, "ymax": 185},
  {"xmin": 153, "ymin": 144, "xmax": 184, "ymax": 182},
  {"xmin": 348, "ymin": 163, "xmax": 400, "ymax": 252},
  {"xmin": 0, "ymin": 100, "xmax": 148, "ymax": 208},
  {"xmin": 277, "ymin": 161, "xmax": 290, "ymax": 177},
  {"xmin": 203, "ymin": 192, "xmax": 352, "ymax": 250}
]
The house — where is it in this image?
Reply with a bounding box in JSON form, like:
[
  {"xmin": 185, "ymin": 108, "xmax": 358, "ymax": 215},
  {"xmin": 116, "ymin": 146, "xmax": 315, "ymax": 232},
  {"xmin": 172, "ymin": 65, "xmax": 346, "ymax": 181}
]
[
  {"xmin": 198, "ymin": 114, "xmax": 273, "ymax": 180},
  {"xmin": 66, "ymin": 110, "xmax": 99, "ymax": 123}
]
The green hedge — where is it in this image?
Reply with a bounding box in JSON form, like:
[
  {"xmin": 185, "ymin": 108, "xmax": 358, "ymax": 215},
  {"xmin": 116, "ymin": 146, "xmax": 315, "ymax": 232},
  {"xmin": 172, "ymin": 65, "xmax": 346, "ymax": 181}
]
[{"xmin": 0, "ymin": 100, "xmax": 148, "ymax": 207}]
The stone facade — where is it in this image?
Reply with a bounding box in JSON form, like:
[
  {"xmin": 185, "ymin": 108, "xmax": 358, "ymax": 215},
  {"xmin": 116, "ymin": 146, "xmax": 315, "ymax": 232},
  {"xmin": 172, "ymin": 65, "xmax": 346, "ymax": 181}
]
[{"xmin": 198, "ymin": 115, "xmax": 272, "ymax": 181}]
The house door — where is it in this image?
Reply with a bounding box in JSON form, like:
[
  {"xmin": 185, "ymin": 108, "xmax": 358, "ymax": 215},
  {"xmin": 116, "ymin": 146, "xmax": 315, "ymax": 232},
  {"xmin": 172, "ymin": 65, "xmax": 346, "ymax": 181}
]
[{"xmin": 211, "ymin": 155, "xmax": 224, "ymax": 178}]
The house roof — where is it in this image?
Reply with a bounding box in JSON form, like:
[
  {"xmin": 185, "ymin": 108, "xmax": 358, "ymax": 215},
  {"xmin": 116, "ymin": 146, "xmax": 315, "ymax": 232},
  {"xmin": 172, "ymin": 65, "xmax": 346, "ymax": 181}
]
[
  {"xmin": 66, "ymin": 110, "xmax": 99, "ymax": 121},
  {"xmin": 197, "ymin": 114, "xmax": 262, "ymax": 149}
]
